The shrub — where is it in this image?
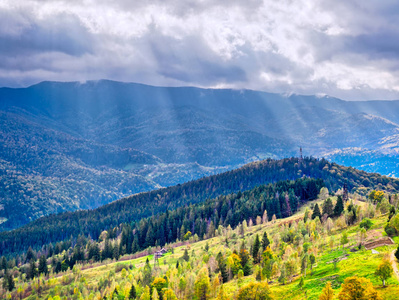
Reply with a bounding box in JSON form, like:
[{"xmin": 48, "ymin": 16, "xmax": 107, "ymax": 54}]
[{"xmin": 359, "ymin": 218, "xmax": 373, "ymax": 230}]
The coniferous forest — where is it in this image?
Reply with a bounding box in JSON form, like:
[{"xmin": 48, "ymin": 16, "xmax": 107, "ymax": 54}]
[{"xmin": 1, "ymin": 157, "xmax": 398, "ymax": 256}]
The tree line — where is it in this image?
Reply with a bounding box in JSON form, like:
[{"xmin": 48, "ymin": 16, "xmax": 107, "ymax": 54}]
[{"xmin": 2, "ymin": 157, "xmax": 398, "ymax": 256}]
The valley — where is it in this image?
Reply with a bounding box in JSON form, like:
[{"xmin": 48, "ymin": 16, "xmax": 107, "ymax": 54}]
[{"xmin": 1, "ymin": 81, "xmax": 399, "ymax": 231}]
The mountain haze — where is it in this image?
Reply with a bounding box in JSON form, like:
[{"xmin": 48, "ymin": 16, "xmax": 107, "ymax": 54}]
[{"xmin": 1, "ymin": 80, "xmax": 399, "ymax": 230}]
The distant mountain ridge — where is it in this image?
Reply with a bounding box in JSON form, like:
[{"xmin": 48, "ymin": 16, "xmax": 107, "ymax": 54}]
[{"xmin": 1, "ymin": 80, "xmax": 399, "ymax": 230}]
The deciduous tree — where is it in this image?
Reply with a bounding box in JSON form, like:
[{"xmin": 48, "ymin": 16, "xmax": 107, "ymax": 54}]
[
  {"xmin": 375, "ymin": 259, "xmax": 393, "ymax": 287},
  {"xmin": 319, "ymin": 281, "xmax": 334, "ymax": 300}
]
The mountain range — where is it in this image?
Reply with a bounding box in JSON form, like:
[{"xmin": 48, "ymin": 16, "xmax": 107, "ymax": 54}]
[{"xmin": 1, "ymin": 80, "xmax": 399, "ymax": 230}]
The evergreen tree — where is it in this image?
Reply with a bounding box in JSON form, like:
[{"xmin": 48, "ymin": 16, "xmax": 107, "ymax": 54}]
[
  {"xmin": 26, "ymin": 247, "xmax": 35, "ymax": 262},
  {"xmin": 54, "ymin": 261, "xmax": 62, "ymax": 273},
  {"xmin": 182, "ymin": 249, "xmax": 190, "ymax": 262},
  {"xmin": 261, "ymin": 232, "xmax": 270, "ymax": 250},
  {"xmin": 27, "ymin": 258, "xmax": 37, "ymax": 279},
  {"xmin": 113, "ymin": 242, "xmax": 120, "ymax": 260},
  {"xmin": 205, "ymin": 242, "xmax": 209, "ymax": 252},
  {"xmin": 252, "ymin": 234, "xmax": 261, "ymax": 264},
  {"xmin": 216, "ymin": 252, "xmax": 228, "ymax": 283},
  {"xmin": 38, "ymin": 255, "xmax": 48, "ymax": 275},
  {"xmin": 395, "ymin": 245, "xmax": 399, "ymax": 261},
  {"xmin": 0, "ymin": 256, "xmax": 7, "ymax": 270},
  {"xmin": 102, "ymin": 238, "xmax": 113, "ymax": 260},
  {"xmin": 312, "ymin": 204, "xmax": 321, "ymax": 220},
  {"xmin": 3, "ymin": 271, "xmax": 15, "ymax": 292},
  {"xmin": 334, "ymin": 195, "xmax": 344, "ymax": 217},
  {"xmin": 322, "ymin": 198, "xmax": 334, "ymax": 217}
]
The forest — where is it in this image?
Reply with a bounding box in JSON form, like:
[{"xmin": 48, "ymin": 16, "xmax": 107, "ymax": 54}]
[
  {"xmin": 1, "ymin": 178, "xmax": 399, "ymax": 299},
  {"xmin": 1, "ymin": 157, "xmax": 399, "ymax": 256}
]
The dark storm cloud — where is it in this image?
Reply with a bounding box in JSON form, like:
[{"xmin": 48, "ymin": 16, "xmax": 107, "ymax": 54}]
[
  {"xmin": 0, "ymin": 11, "xmax": 93, "ymax": 57},
  {"xmin": 1, "ymin": 0, "xmax": 399, "ymax": 100},
  {"xmin": 142, "ymin": 29, "xmax": 247, "ymax": 85}
]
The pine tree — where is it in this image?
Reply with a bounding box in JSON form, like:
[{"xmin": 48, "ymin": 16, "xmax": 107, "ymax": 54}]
[
  {"xmin": 261, "ymin": 232, "xmax": 270, "ymax": 251},
  {"xmin": 217, "ymin": 253, "xmax": 228, "ymax": 283},
  {"xmin": 334, "ymin": 195, "xmax": 344, "ymax": 217},
  {"xmin": 312, "ymin": 204, "xmax": 321, "ymax": 220},
  {"xmin": 182, "ymin": 249, "xmax": 190, "ymax": 262},
  {"xmin": 129, "ymin": 284, "xmax": 137, "ymax": 299},
  {"xmin": 0, "ymin": 256, "xmax": 7, "ymax": 270},
  {"xmin": 27, "ymin": 259, "xmax": 37, "ymax": 280},
  {"xmin": 26, "ymin": 247, "xmax": 35, "ymax": 262},
  {"xmin": 322, "ymin": 198, "xmax": 334, "ymax": 217},
  {"xmin": 395, "ymin": 245, "xmax": 399, "ymax": 261},
  {"xmin": 2, "ymin": 271, "xmax": 15, "ymax": 292},
  {"xmin": 252, "ymin": 234, "xmax": 261, "ymax": 264},
  {"xmin": 38, "ymin": 255, "xmax": 48, "ymax": 275}
]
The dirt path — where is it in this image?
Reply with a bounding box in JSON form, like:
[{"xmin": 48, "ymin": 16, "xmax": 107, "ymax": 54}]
[{"xmin": 390, "ymin": 250, "xmax": 399, "ymax": 282}]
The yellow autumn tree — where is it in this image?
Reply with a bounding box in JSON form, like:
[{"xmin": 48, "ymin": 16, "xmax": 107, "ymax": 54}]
[
  {"xmin": 338, "ymin": 276, "xmax": 382, "ymax": 300},
  {"xmin": 237, "ymin": 282, "xmax": 274, "ymax": 300},
  {"xmin": 194, "ymin": 267, "xmax": 211, "ymax": 300},
  {"xmin": 139, "ymin": 286, "xmax": 151, "ymax": 300},
  {"xmin": 163, "ymin": 288, "xmax": 178, "ymax": 300},
  {"xmin": 319, "ymin": 282, "xmax": 334, "ymax": 300}
]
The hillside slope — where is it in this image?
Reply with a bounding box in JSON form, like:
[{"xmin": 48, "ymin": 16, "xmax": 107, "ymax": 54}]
[
  {"xmin": 1, "ymin": 80, "xmax": 399, "ymax": 230},
  {"xmin": 1, "ymin": 157, "xmax": 399, "ymax": 255}
]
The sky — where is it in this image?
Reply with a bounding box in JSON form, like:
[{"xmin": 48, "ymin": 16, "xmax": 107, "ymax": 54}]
[{"xmin": 1, "ymin": 0, "xmax": 399, "ymax": 100}]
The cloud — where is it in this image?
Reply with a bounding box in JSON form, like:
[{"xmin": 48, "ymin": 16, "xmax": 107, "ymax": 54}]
[{"xmin": 1, "ymin": 0, "xmax": 399, "ymax": 100}]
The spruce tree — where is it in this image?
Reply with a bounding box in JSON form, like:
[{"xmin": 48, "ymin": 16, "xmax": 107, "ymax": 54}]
[
  {"xmin": 182, "ymin": 249, "xmax": 190, "ymax": 262},
  {"xmin": 252, "ymin": 234, "xmax": 261, "ymax": 264},
  {"xmin": 311, "ymin": 204, "xmax": 321, "ymax": 220},
  {"xmin": 129, "ymin": 284, "xmax": 137, "ymax": 299},
  {"xmin": 322, "ymin": 198, "xmax": 334, "ymax": 217},
  {"xmin": 26, "ymin": 247, "xmax": 35, "ymax": 262},
  {"xmin": 3, "ymin": 271, "xmax": 15, "ymax": 292},
  {"xmin": 261, "ymin": 232, "xmax": 270, "ymax": 250},
  {"xmin": 395, "ymin": 245, "xmax": 399, "ymax": 261},
  {"xmin": 0, "ymin": 256, "xmax": 7, "ymax": 270},
  {"xmin": 27, "ymin": 259, "xmax": 37, "ymax": 279},
  {"xmin": 38, "ymin": 255, "xmax": 48, "ymax": 275},
  {"xmin": 334, "ymin": 196, "xmax": 344, "ymax": 217}
]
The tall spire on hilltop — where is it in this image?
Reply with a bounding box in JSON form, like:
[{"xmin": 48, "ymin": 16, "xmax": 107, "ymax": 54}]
[{"xmin": 299, "ymin": 147, "xmax": 303, "ymax": 164}]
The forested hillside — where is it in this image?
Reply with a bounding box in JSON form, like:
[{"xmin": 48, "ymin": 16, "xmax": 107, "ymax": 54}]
[
  {"xmin": 1, "ymin": 175, "xmax": 399, "ymax": 300},
  {"xmin": 1, "ymin": 157, "xmax": 398, "ymax": 256},
  {"xmin": 2, "ymin": 80, "xmax": 399, "ymax": 231}
]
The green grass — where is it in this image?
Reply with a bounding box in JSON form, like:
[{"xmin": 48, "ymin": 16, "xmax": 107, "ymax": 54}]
[{"xmin": 10, "ymin": 200, "xmax": 399, "ymax": 300}]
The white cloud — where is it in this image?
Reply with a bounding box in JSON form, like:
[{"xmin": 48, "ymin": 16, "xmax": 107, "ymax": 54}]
[{"xmin": 1, "ymin": 0, "xmax": 399, "ymax": 100}]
